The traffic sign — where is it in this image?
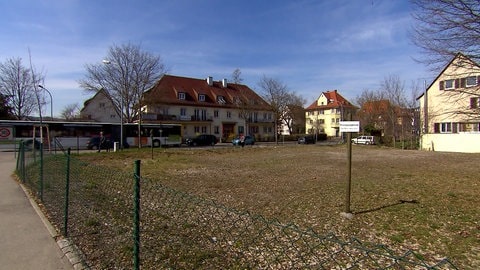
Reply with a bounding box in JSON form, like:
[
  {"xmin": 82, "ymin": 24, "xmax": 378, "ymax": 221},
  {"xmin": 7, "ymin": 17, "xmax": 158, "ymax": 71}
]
[
  {"xmin": 0, "ymin": 127, "xmax": 12, "ymax": 140},
  {"xmin": 339, "ymin": 121, "xmax": 360, "ymax": 133}
]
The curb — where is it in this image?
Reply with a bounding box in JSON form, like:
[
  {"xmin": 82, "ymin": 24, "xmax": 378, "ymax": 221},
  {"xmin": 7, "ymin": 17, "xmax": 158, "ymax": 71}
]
[{"xmin": 18, "ymin": 182, "xmax": 90, "ymax": 270}]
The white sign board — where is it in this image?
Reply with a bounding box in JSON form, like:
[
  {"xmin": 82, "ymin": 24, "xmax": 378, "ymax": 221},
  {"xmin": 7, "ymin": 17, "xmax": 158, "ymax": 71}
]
[
  {"xmin": 0, "ymin": 126, "xmax": 13, "ymax": 140},
  {"xmin": 339, "ymin": 121, "xmax": 360, "ymax": 133}
]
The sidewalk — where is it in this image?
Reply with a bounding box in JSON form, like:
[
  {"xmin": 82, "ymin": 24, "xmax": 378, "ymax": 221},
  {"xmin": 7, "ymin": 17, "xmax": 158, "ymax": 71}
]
[{"xmin": 0, "ymin": 151, "xmax": 73, "ymax": 269}]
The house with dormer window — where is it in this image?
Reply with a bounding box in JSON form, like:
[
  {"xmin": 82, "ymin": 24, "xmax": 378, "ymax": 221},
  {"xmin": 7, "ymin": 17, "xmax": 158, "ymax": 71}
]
[
  {"xmin": 80, "ymin": 88, "xmax": 120, "ymax": 123},
  {"xmin": 418, "ymin": 53, "xmax": 480, "ymax": 152},
  {"xmin": 305, "ymin": 90, "xmax": 355, "ymax": 138},
  {"xmin": 141, "ymin": 75, "xmax": 275, "ymax": 142}
]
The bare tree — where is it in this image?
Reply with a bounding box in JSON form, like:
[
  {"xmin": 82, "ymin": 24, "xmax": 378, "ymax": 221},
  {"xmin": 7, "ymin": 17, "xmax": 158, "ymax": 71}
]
[
  {"xmin": 258, "ymin": 75, "xmax": 291, "ymax": 143},
  {"xmin": 79, "ymin": 43, "xmax": 167, "ymax": 123},
  {"xmin": 380, "ymin": 75, "xmax": 408, "ymax": 147},
  {"xmin": 0, "ymin": 93, "xmax": 13, "ymax": 119},
  {"xmin": 410, "ymin": 0, "xmax": 480, "ymax": 69},
  {"xmin": 281, "ymin": 93, "xmax": 306, "ymax": 134},
  {"xmin": 61, "ymin": 103, "xmax": 80, "ymax": 120},
  {"xmin": 0, "ymin": 57, "xmax": 44, "ymax": 119},
  {"xmin": 355, "ymin": 89, "xmax": 386, "ymax": 135},
  {"xmin": 231, "ymin": 68, "xmax": 243, "ymax": 84},
  {"xmin": 356, "ymin": 75, "xmax": 419, "ymax": 148}
]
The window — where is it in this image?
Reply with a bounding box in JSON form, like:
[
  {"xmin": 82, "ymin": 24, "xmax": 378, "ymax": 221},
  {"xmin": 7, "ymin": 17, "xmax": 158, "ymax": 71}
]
[
  {"xmin": 309, "ymin": 119, "xmax": 313, "ymax": 124},
  {"xmin": 180, "ymin": 108, "xmax": 186, "ymax": 116},
  {"xmin": 331, "ymin": 118, "xmax": 335, "ymax": 123},
  {"xmin": 198, "ymin": 94, "xmax": 205, "ymax": 101},
  {"xmin": 214, "ymin": 126, "xmax": 219, "ymax": 134},
  {"xmin": 435, "ymin": 122, "xmax": 458, "ymax": 133},
  {"xmin": 441, "ymin": 123, "xmax": 451, "ymax": 133},
  {"xmin": 336, "ymin": 118, "xmax": 340, "ymax": 123},
  {"xmin": 444, "ymin": 79, "xmax": 454, "ymax": 90},
  {"xmin": 217, "ymin": 96, "xmax": 226, "ymax": 104},
  {"xmin": 194, "ymin": 126, "xmax": 200, "ymax": 133},
  {"xmin": 226, "ymin": 111, "xmax": 232, "ymax": 118},
  {"xmin": 319, "ymin": 110, "xmax": 324, "ymax": 115},
  {"xmin": 214, "ymin": 110, "xmax": 219, "ymax": 118},
  {"xmin": 201, "ymin": 126, "xmax": 207, "ymax": 133},
  {"xmin": 178, "ymin": 92, "xmax": 186, "ymax": 100},
  {"xmin": 99, "ymin": 103, "xmax": 105, "ymax": 108},
  {"xmin": 466, "ymin": 76, "xmax": 478, "ymax": 87}
]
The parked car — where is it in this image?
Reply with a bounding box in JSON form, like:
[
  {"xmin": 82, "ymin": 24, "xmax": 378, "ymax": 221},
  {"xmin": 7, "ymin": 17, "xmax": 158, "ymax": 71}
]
[
  {"xmin": 86, "ymin": 137, "xmax": 114, "ymax": 150},
  {"xmin": 297, "ymin": 135, "xmax": 316, "ymax": 144},
  {"xmin": 23, "ymin": 139, "xmax": 42, "ymax": 150},
  {"xmin": 232, "ymin": 135, "xmax": 255, "ymax": 146},
  {"xmin": 351, "ymin": 135, "xmax": 375, "ymax": 145},
  {"xmin": 185, "ymin": 134, "xmax": 218, "ymax": 146}
]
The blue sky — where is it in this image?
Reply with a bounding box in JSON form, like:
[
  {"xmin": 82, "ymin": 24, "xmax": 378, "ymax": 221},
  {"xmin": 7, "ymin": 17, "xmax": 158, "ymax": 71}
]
[{"xmin": 0, "ymin": 0, "xmax": 433, "ymax": 116}]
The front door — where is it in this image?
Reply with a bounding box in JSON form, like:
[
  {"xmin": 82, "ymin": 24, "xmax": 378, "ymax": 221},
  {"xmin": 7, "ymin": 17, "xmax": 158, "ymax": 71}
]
[{"xmin": 222, "ymin": 124, "xmax": 235, "ymax": 142}]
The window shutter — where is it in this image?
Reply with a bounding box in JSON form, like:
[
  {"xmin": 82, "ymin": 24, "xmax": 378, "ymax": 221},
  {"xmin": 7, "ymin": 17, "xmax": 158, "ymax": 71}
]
[
  {"xmin": 453, "ymin": 123, "xmax": 458, "ymax": 133},
  {"xmin": 455, "ymin": 79, "xmax": 460, "ymax": 88},
  {"xmin": 434, "ymin": 123, "xmax": 440, "ymax": 133},
  {"xmin": 472, "ymin": 97, "xmax": 479, "ymax": 109},
  {"xmin": 461, "ymin": 78, "xmax": 466, "ymax": 88},
  {"xmin": 439, "ymin": 81, "xmax": 445, "ymax": 90},
  {"xmin": 477, "ymin": 76, "xmax": 480, "ymax": 86}
]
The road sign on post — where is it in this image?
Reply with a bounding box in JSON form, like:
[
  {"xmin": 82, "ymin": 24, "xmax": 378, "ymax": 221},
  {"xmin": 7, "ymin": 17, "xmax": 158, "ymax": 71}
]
[
  {"xmin": 339, "ymin": 121, "xmax": 360, "ymax": 133},
  {"xmin": 340, "ymin": 117, "xmax": 357, "ymax": 219}
]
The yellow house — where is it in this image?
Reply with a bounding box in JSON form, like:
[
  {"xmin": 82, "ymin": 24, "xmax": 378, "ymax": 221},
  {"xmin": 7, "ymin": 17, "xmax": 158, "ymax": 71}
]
[
  {"xmin": 418, "ymin": 53, "xmax": 480, "ymax": 153},
  {"xmin": 305, "ymin": 90, "xmax": 355, "ymax": 138}
]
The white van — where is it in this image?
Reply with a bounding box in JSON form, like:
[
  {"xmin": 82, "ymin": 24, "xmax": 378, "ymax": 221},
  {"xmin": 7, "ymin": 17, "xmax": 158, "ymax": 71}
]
[{"xmin": 351, "ymin": 136, "xmax": 375, "ymax": 145}]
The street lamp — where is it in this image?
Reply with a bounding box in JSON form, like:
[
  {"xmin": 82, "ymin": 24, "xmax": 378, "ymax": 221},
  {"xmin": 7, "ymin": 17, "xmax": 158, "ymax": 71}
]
[
  {"xmin": 38, "ymin": 85, "xmax": 53, "ymax": 120},
  {"xmin": 103, "ymin": 59, "xmax": 123, "ymax": 149}
]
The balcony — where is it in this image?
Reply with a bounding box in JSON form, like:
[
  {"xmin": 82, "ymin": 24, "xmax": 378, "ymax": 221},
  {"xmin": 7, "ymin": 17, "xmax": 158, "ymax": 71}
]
[{"xmin": 189, "ymin": 115, "xmax": 213, "ymax": 122}]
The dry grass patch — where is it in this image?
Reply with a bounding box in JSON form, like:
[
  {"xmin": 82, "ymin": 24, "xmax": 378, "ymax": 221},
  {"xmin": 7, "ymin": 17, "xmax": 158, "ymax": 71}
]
[{"xmin": 79, "ymin": 144, "xmax": 480, "ymax": 268}]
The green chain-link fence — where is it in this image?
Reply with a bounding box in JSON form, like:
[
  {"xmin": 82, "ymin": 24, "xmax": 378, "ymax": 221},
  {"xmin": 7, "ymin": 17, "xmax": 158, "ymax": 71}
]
[{"xmin": 15, "ymin": 142, "xmax": 458, "ymax": 269}]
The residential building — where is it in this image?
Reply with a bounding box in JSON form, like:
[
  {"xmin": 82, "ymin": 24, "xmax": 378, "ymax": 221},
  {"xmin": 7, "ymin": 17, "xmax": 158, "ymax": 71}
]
[
  {"xmin": 357, "ymin": 100, "xmax": 418, "ymax": 146},
  {"xmin": 418, "ymin": 53, "xmax": 480, "ymax": 153},
  {"xmin": 80, "ymin": 89, "xmax": 120, "ymax": 123},
  {"xmin": 305, "ymin": 90, "xmax": 355, "ymax": 138},
  {"xmin": 141, "ymin": 75, "xmax": 275, "ymax": 142}
]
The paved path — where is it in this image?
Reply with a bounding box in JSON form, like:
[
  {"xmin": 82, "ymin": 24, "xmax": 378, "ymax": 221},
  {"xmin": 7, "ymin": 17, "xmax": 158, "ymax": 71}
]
[{"xmin": 0, "ymin": 151, "xmax": 73, "ymax": 269}]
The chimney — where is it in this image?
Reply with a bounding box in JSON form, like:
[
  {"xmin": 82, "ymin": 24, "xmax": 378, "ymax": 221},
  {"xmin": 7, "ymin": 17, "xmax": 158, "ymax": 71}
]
[
  {"xmin": 222, "ymin": 78, "xmax": 227, "ymax": 88},
  {"xmin": 207, "ymin": 76, "xmax": 213, "ymax": 86}
]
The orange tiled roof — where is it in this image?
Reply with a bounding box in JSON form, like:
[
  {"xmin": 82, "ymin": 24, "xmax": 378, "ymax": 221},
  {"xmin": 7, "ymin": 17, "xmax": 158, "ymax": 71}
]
[
  {"xmin": 143, "ymin": 75, "xmax": 271, "ymax": 110},
  {"xmin": 305, "ymin": 90, "xmax": 354, "ymax": 110}
]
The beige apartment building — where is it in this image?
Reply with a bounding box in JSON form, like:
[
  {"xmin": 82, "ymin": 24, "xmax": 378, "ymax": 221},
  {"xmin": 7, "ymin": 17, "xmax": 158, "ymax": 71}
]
[
  {"xmin": 418, "ymin": 53, "xmax": 480, "ymax": 152},
  {"xmin": 141, "ymin": 75, "xmax": 275, "ymax": 142}
]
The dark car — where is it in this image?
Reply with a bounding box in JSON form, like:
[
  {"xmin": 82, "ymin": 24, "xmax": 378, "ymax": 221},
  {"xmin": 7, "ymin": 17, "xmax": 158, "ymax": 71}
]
[
  {"xmin": 86, "ymin": 137, "xmax": 113, "ymax": 150},
  {"xmin": 232, "ymin": 135, "xmax": 255, "ymax": 146},
  {"xmin": 185, "ymin": 134, "xmax": 218, "ymax": 146},
  {"xmin": 23, "ymin": 139, "xmax": 42, "ymax": 150},
  {"xmin": 298, "ymin": 135, "xmax": 316, "ymax": 144}
]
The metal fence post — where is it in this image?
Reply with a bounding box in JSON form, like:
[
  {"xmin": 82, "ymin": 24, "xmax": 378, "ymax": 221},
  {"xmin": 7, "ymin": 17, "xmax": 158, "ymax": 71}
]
[
  {"xmin": 21, "ymin": 142, "xmax": 26, "ymax": 183},
  {"xmin": 16, "ymin": 141, "xmax": 21, "ymax": 172},
  {"xmin": 39, "ymin": 143, "xmax": 44, "ymax": 202},
  {"xmin": 133, "ymin": 160, "xmax": 141, "ymax": 270},
  {"xmin": 64, "ymin": 148, "xmax": 71, "ymax": 237}
]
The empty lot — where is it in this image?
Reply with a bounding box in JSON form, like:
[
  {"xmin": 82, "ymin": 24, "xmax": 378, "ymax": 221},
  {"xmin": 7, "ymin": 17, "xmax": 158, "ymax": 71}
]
[{"xmin": 80, "ymin": 144, "xmax": 480, "ymax": 268}]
